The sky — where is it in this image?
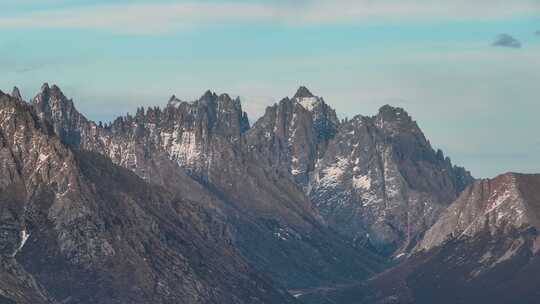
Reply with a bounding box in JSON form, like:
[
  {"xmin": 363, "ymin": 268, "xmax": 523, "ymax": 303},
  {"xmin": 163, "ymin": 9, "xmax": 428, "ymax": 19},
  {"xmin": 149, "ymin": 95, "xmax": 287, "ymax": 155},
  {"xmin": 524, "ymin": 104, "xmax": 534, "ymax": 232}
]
[{"xmin": 0, "ymin": 0, "xmax": 539, "ymax": 178}]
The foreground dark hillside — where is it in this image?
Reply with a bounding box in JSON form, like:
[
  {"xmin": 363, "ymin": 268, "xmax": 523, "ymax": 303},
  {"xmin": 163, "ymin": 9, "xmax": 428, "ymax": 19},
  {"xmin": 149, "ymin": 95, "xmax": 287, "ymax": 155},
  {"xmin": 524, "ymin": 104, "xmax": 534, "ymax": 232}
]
[{"xmin": 0, "ymin": 92, "xmax": 295, "ymax": 303}]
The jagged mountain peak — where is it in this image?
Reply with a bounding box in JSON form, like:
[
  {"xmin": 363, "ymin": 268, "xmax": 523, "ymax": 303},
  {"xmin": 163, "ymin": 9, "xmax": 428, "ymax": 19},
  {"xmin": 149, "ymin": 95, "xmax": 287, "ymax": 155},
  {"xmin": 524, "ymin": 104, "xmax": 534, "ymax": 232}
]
[
  {"xmin": 30, "ymin": 83, "xmax": 89, "ymax": 147},
  {"xmin": 293, "ymin": 86, "xmax": 315, "ymax": 99},
  {"xmin": 372, "ymin": 104, "xmax": 428, "ymax": 145},
  {"xmin": 377, "ymin": 104, "xmax": 409, "ymax": 117},
  {"xmin": 169, "ymin": 90, "xmax": 241, "ymax": 110},
  {"xmin": 218, "ymin": 92, "xmax": 232, "ymax": 101},
  {"xmin": 40, "ymin": 82, "xmax": 50, "ymax": 92},
  {"xmin": 292, "ymin": 87, "xmax": 326, "ymax": 113},
  {"xmin": 375, "ymin": 104, "xmax": 414, "ymax": 125},
  {"xmin": 167, "ymin": 94, "xmax": 184, "ymax": 107},
  {"xmin": 277, "ymin": 96, "xmax": 292, "ymax": 106},
  {"xmin": 34, "ymin": 83, "xmax": 69, "ymax": 104},
  {"xmin": 11, "ymin": 86, "xmax": 22, "ymax": 101},
  {"xmin": 201, "ymin": 89, "xmax": 217, "ymax": 100},
  {"xmin": 50, "ymin": 84, "xmax": 62, "ymax": 91},
  {"xmin": 36, "ymin": 83, "xmax": 67, "ymax": 99},
  {"xmin": 1, "ymin": 89, "xmax": 33, "ymax": 115}
]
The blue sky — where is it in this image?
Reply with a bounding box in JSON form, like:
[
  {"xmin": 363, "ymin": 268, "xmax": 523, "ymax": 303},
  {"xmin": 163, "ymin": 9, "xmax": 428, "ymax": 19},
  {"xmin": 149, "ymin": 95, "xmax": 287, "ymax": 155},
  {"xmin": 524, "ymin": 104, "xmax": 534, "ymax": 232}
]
[{"xmin": 1, "ymin": 0, "xmax": 539, "ymax": 177}]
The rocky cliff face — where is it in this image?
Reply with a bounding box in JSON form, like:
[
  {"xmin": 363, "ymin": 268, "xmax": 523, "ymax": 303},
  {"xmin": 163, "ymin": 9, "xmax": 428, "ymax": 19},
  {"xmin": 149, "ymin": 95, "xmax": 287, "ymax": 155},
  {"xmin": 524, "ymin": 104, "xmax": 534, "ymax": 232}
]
[
  {"xmin": 11, "ymin": 87, "xmax": 22, "ymax": 101},
  {"xmin": 32, "ymin": 85, "xmax": 250, "ymax": 179},
  {"xmin": 0, "ymin": 97, "xmax": 51, "ymax": 304},
  {"xmin": 0, "ymin": 92, "xmax": 296, "ymax": 304},
  {"xmin": 309, "ymin": 106, "xmax": 472, "ymax": 254},
  {"xmin": 33, "ymin": 83, "xmax": 91, "ymax": 148},
  {"xmin": 247, "ymin": 88, "xmax": 472, "ymax": 255},
  {"xmin": 323, "ymin": 173, "xmax": 540, "ymax": 304},
  {"xmin": 7, "ymin": 82, "xmax": 536, "ymax": 304},
  {"xmin": 246, "ymin": 86, "xmax": 339, "ymax": 187},
  {"xmin": 29, "ymin": 84, "xmax": 385, "ymax": 292}
]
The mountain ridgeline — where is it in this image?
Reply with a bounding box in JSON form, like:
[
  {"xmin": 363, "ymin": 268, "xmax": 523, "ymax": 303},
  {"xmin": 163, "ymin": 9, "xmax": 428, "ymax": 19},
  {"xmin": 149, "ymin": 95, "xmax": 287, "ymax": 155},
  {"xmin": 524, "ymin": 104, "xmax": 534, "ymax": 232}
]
[
  {"xmin": 0, "ymin": 83, "xmax": 510, "ymax": 304},
  {"xmin": 30, "ymin": 84, "xmax": 472, "ymax": 255},
  {"xmin": 246, "ymin": 86, "xmax": 473, "ymax": 254},
  {"xmin": 0, "ymin": 89, "xmax": 296, "ymax": 304}
]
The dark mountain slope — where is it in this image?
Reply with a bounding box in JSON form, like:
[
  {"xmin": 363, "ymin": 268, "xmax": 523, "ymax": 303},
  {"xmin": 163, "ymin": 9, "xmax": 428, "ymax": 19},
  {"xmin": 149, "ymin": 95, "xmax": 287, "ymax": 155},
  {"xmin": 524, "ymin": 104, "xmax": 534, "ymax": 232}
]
[
  {"xmin": 308, "ymin": 173, "xmax": 540, "ymax": 304},
  {"xmin": 0, "ymin": 91, "xmax": 295, "ymax": 304}
]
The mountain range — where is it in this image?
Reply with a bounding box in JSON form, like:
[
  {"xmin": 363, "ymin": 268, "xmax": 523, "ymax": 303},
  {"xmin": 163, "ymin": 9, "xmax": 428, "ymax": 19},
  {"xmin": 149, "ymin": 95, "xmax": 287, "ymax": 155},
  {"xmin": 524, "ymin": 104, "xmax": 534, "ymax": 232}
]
[{"xmin": 0, "ymin": 84, "xmax": 536, "ymax": 304}]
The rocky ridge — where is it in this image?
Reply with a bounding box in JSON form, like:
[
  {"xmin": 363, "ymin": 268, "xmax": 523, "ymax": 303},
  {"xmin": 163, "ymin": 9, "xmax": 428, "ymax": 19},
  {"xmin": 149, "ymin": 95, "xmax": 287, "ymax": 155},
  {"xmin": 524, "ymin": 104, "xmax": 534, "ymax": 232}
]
[
  {"xmin": 27, "ymin": 84, "xmax": 386, "ymax": 291},
  {"xmin": 247, "ymin": 87, "xmax": 473, "ymax": 255},
  {"xmin": 0, "ymin": 91, "xmax": 296, "ymax": 304},
  {"xmin": 246, "ymin": 86, "xmax": 339, "ymax": 188},
  {"xmin": 1, "ymin": 83, "xmax": 479, "ymax": 303}
]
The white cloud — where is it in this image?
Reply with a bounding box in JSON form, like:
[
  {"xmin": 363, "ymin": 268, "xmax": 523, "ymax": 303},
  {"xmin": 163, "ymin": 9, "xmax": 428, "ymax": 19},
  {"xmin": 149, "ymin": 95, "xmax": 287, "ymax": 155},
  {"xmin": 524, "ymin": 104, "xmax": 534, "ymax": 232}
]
[{"xmin": 0, "ymin": 0, "xmax": 538, "ymax": 34}]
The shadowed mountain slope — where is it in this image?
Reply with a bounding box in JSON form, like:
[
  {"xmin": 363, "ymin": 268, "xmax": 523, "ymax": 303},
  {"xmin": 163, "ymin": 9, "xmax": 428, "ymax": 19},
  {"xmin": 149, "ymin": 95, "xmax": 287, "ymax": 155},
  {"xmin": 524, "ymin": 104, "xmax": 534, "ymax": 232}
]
[{"xmin": 0, "ymin": 91, "xmax": 296, "ymax": 304}]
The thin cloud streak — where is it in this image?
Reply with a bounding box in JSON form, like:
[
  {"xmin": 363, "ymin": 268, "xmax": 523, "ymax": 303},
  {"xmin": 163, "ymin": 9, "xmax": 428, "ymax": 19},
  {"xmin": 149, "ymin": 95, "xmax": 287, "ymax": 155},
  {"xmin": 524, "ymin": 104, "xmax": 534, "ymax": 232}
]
[
  {"xmin": 0, "ymin": 0, "xmax": 539, "ymax": 34},
  {"xmin": 0, "ymin": 3, "xmax": 276, "ymax": 34}
]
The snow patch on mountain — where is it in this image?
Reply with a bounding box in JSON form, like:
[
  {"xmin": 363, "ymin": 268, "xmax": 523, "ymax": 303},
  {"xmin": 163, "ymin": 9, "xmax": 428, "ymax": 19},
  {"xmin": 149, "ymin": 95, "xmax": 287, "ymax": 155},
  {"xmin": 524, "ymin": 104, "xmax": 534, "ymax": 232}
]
[
  {"xmin": 296, "ymin": 97, "xmax": 319, "ymax": 112},
  {"xmin": 352, "ymin": 175, "xmax": 371, "ymax": 190},
  {"xmin": 161, "ymin": 129, "xmax": 204, "ymax": 170},
  {"xmin": 291, "ymin": 156, "xmax": 301, "ymax": 176},
  {"xmin": 319, "ymin": 157, "xmax": 349, "ymax": 188},
  {"xmin": 12, "ymin": 230, "xmax": 30, "ymax": 257}
]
